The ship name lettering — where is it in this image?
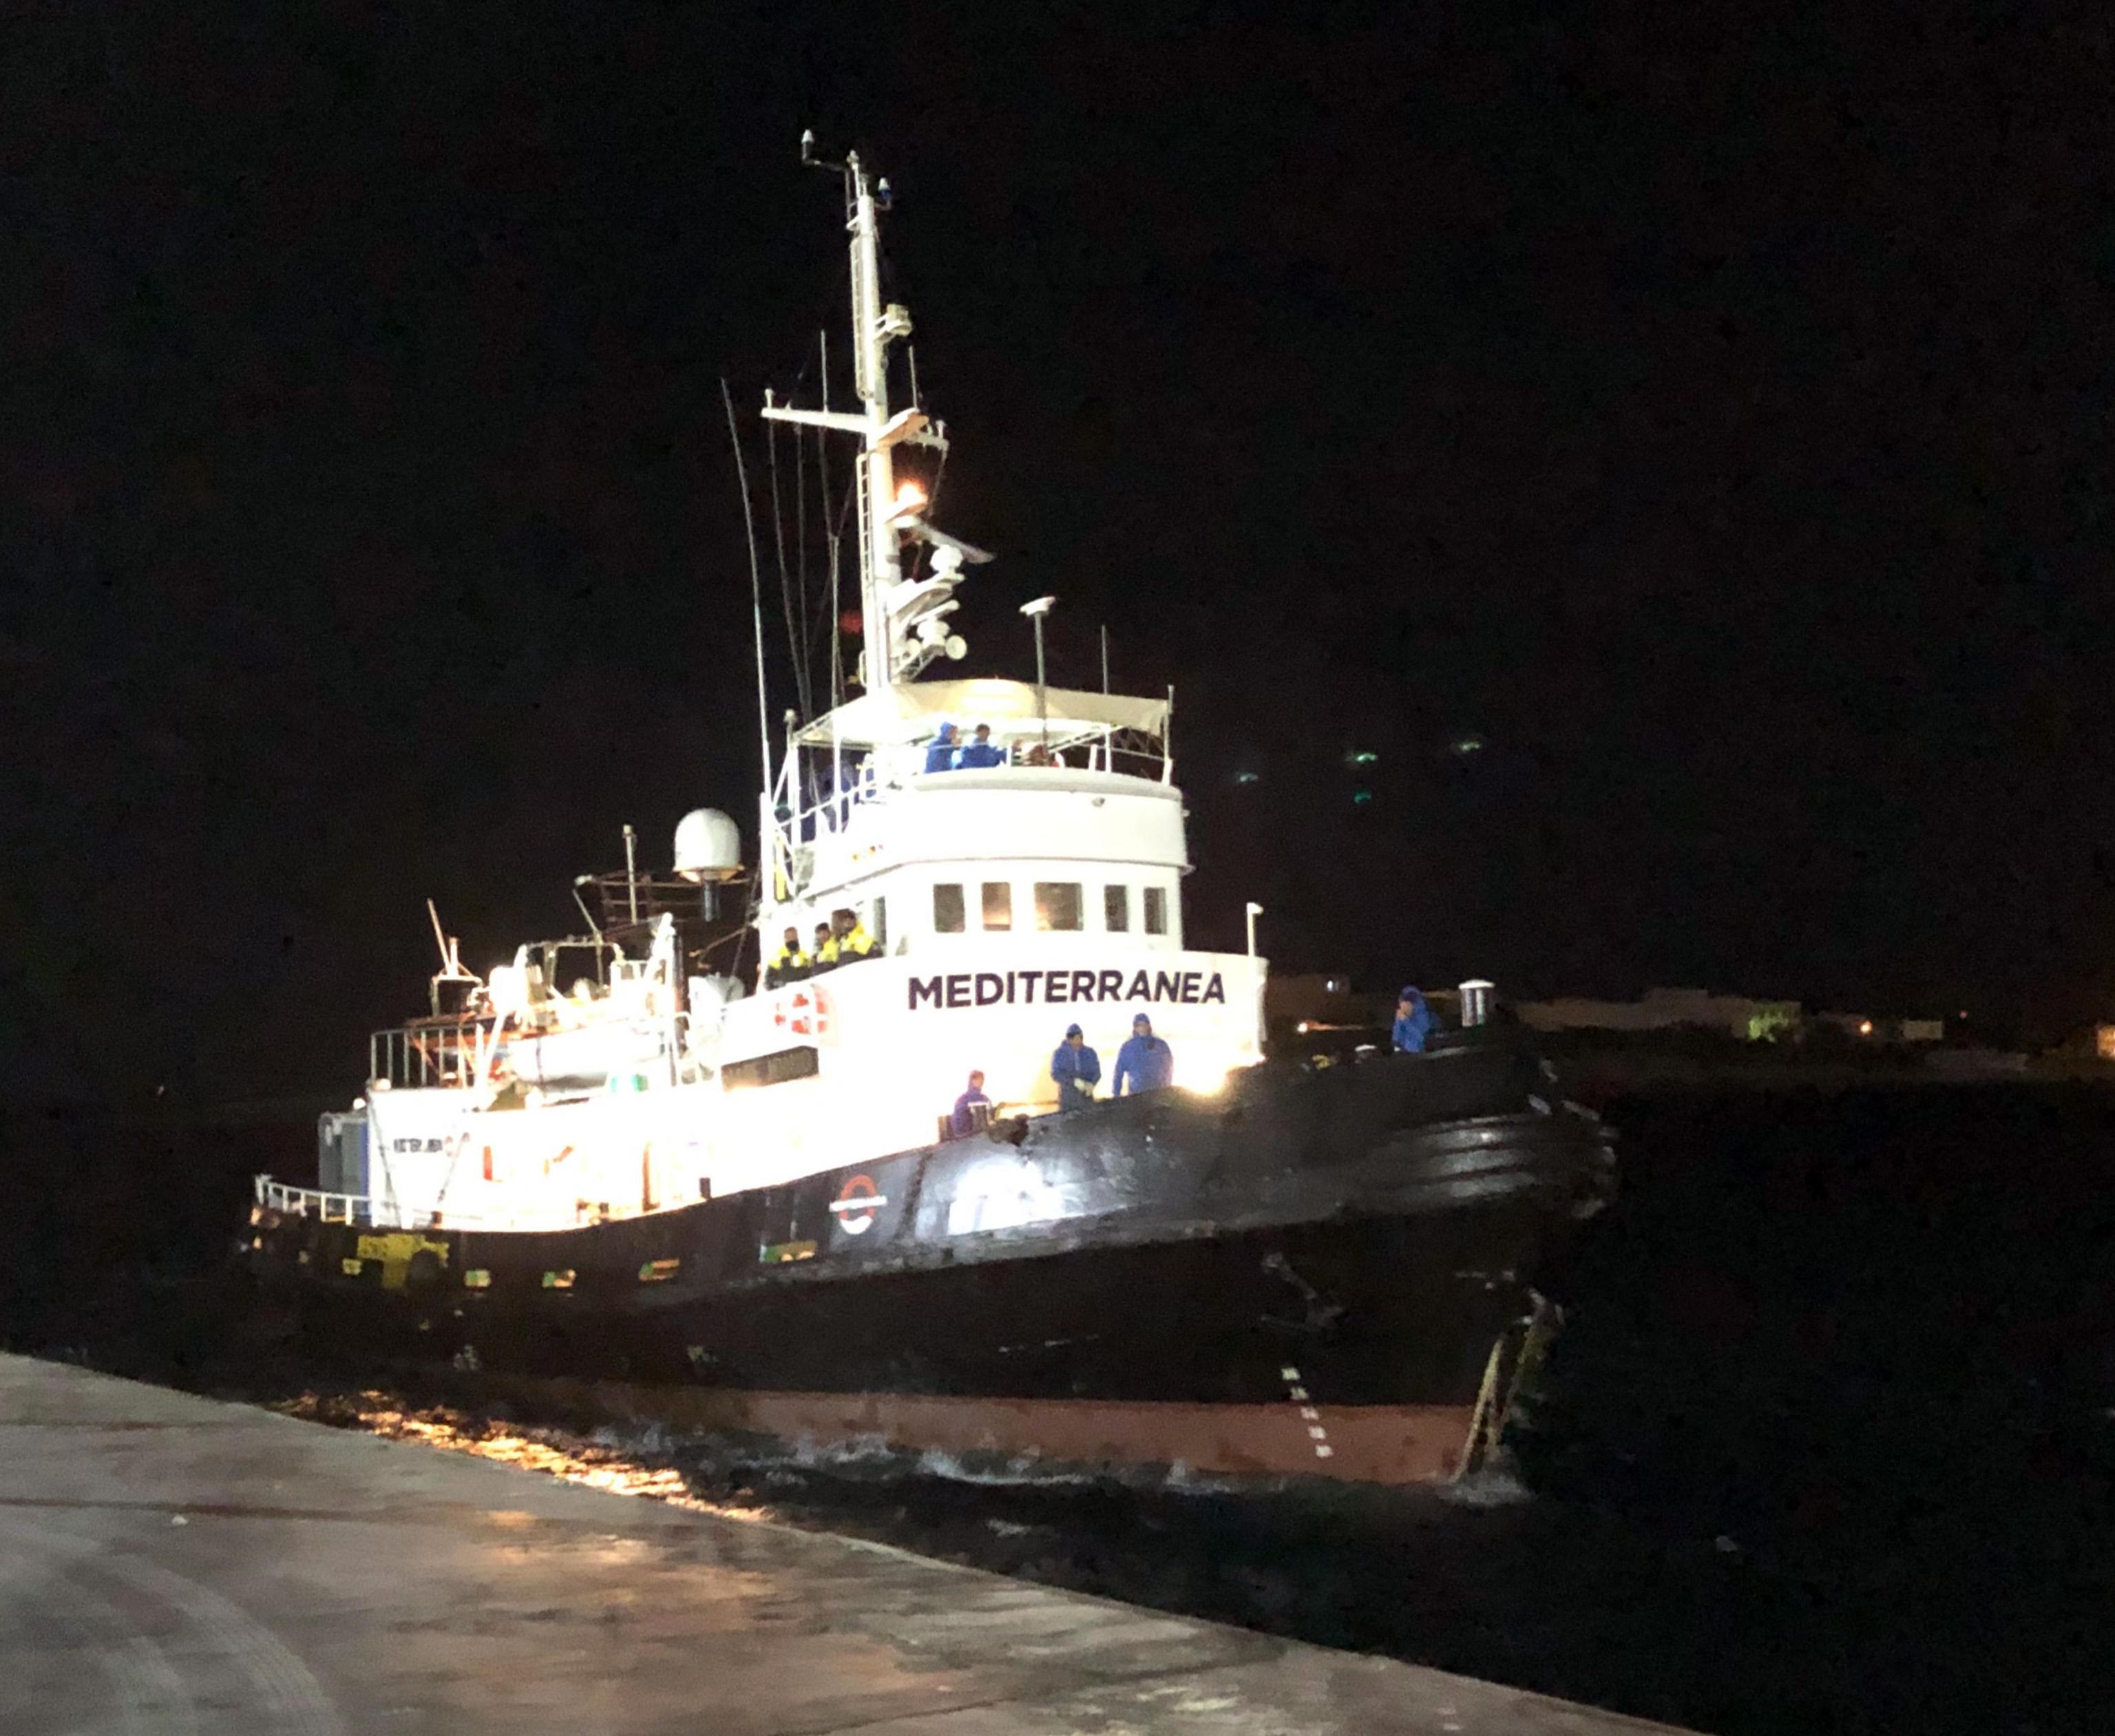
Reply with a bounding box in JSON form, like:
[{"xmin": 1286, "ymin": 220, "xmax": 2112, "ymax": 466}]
[{"xmin": 906, "ymin": 967, "xmax": 1228, "ymax": 1011}]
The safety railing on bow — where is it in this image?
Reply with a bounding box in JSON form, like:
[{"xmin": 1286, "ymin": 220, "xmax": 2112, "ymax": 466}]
[
  {"xmin": 252, "ymin": 1174, "xmax": 665, "ymax": 1234},
  {"xmin": 253, "ymin": 1176, "xmax": 372, "ymax": 1224}
]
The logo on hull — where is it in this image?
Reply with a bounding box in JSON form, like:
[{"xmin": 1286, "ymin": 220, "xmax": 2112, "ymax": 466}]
[{"xmin": 828, "ymin": 1172, "xmax": 886, "ymax": 1235}]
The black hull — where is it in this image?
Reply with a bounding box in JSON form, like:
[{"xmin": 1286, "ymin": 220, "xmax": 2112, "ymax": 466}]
[{"xmin": 251, "ymin": 1038, "xmax": 1613, "ymax": 1473}]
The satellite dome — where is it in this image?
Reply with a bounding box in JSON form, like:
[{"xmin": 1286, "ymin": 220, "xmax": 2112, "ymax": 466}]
[{"xmin": 673, "ymin": 808, "xmax": 742, "ymax": 882}]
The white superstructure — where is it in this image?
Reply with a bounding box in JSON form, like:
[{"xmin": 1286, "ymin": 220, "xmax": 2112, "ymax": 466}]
[{"xmin": 286, "ymin": 142, "xmax": 1265, "ymax": 1234}]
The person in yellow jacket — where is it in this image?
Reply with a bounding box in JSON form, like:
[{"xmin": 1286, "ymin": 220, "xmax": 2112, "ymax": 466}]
[
  {"xmin": 764, "ymin": 926, "xmax": 810, "ymax": 988},
  {"xmin": 810, "ymin": 920, "xmax": 839, "ymax": 973},
  {"xmin": 830, "ymin": 907, "xmax": 875, "ymax": 964}
]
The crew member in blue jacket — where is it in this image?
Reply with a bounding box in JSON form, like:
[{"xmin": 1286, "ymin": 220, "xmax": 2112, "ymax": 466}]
[
  {"xmin": 955, "ymin": 722, "xmax": 1006, "ymax": 769},
  {"xmin": 1113, "ymin": 1013, "xmax": 1175, "ymax": 1095},
  {"xmin": 923, "ymin": 722, "xmax": 960, "ymax": 773},
  {"xmin": 1393, "ymin": 986, "xmax": 1434, "ymax": 1053},
  {"xmin": 949, "ymin": 1070, "xmax": 992, "ymax": 1137},
  {"xmin": 1051, "ymin": 1024, "xmax": 1101, "ymax": 1110}
]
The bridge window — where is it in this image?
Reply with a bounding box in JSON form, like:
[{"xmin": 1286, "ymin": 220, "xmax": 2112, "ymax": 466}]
[
  {"xmin": 982, "ymin": 882, "xmax": 1013, "ymax": 930},
  {"xmin": 871, "ymin": 896, "xmax": 887, "ymax": 950},
  {"xmin": 1035, "ymin": 882, "xmax": 1083, "ymax": 932},
  {"xmin": 933, "ymin": 883, "xmax": 965, "ymax": 933},
  {"xmin": 1144, "ymin": 886, "xmax": 1168, "ymax": 935},
  {"xmin": 1104, "ymin": 885, "xmax": 1130, "ymax": 932}
]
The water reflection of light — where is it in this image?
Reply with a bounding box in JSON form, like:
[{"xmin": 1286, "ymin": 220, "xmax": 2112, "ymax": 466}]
[{"xmin": 284, "ymin": 1390, "xmax": 776, "ymax": 1524}]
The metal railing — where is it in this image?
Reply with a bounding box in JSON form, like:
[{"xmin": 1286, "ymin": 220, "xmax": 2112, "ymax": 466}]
[
  {"xmin": 253, "ymin": 1173, "xmax": 664, "ymax": 1234},
  {"xmin": 254, "ymin": 1176, "xmax": 372, "ymax": 1224},
  {"xmin": 370, "ymin": 1019, "xmax": 490, "ymax": 1090},
  {"xmin": 783, "ymin": 731, "xmax": 1171, "ymax": 838},
  {"xmin": 768, "ymin": 730, "xmax": 1175, "ymax": 900}
]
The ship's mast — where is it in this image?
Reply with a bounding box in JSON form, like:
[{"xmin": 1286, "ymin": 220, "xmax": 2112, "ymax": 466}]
[
  {"xmin": 764, "ymin": 134, "xmax": 989, "ymax": 699},
  {"xmin": 845, "ymin": 151, "xmax": 898, "ymax": 669}
]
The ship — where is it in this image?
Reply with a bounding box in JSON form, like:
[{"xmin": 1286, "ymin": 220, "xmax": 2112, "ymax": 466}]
[{"xmin": 248, "ymin": 138, "xmax": 1615, "ymax": 1486}]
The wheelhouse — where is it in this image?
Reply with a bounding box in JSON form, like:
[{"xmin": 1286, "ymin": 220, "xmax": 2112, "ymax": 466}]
[{"xmin": 758, "ymin": 677, "xmax": 1186, "ymax": 961}]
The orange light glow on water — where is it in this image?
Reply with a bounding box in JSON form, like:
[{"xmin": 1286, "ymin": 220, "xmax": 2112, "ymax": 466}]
[{"xmin": 281, "ymin": 1390, "xmax": 777, "ymax": 1523}]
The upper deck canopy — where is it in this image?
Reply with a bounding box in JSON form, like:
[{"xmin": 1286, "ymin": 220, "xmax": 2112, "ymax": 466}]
[{"xmin": 792, "ymin": 679, "xmax": 1167, "ymax": 750}]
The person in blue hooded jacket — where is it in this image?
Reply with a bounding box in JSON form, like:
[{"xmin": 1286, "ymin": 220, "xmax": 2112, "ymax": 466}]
[
  {"xmin": 1393, "ymin": 986, "xmax": 1435, "ymax": 1053},
  {"xmin": 955, "ymin": 722, "xmax": 1007, "ymax": 769},
  {"xmin": 923, "ymin": 722, "xmax": 960, "ymax": 773},
  {"xmin": 1112, "ymin": 1013, "xmax": 1175, "ymax": 1095},
  {"xmin": 1050, "ymin": 1024, "xmax": 1101, "ymax": 1110}
]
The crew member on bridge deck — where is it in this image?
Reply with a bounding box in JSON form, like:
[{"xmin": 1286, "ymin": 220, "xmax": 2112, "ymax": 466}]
[
  {"xmin": 830, "ymin": 907, "xmax": 875, "ymax": 964},
  {"xmin": 949, "ymin": 1070, "xmax": 993, "ymax": 1137},
  {"xmin": 923, "ymin": 721, "xmax": 960, "ymax": 772},
  {"xmin": 1113, "ymin": 1013, "xmax": 1175, "ymax": 1095},
  {"xmin": 810, "ymin": 921, "xmax": 839, "ymax": 973},
  {"xmin": 956, "ymin": 723, "xmax": 1006, "ymax": 769},
  {"xmin": 1051, "ymin": 1024, "xmax": 1101, "ymax": 1110},
  {"xmin": 764, "ymin": 927, "xmax": 810, "ymax": 988}
]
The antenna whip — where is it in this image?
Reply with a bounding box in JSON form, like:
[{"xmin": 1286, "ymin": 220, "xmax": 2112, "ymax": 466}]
[
  {"xmin": 766, "ymin": 408, "xmax": 810, "ymax": 719},
  {"xmin": 720, "ymin": 378, "xmax": 773, "ymax": 796}
]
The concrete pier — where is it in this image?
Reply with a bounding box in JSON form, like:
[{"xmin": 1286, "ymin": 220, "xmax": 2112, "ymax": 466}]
[{"xmin": 0, "ymin": 1354, "xmax": 1691, "ymax": 1734}]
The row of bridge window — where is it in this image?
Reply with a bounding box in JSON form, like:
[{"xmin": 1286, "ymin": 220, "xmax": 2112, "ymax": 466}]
[{"xmin": 929, "ymin": 880, "xmax": 1168, "ymax": 936}]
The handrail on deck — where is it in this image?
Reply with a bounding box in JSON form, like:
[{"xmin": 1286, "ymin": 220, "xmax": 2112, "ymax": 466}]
[
  {"xmin": 773, "ymin": 730, "xmax": 1172, "ymax": 869},
  {"xmin": 253, "ymin": 1176, "xmax": 371, "ymax": 1225},
  {"xmin": 251, "ymin": 1174, "xmax": 593, "ymax": 1234}
]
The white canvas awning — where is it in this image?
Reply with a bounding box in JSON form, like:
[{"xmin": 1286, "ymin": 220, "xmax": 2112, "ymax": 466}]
[{"xmin": 795, "ymin": 679, "xmax": 1168, "ymax": 748}]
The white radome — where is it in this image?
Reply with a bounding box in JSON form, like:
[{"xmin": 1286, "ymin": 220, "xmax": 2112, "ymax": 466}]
[{"xmin": 673, "ymin": 808, "xmax": 743, "ymax": 881}]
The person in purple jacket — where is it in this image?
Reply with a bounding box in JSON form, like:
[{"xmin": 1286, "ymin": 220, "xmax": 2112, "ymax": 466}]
[{"xmin": 949, "ymin": 1070, "xmax": 992, "ymax": 1137}]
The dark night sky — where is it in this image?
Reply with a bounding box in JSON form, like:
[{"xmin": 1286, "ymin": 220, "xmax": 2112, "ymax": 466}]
[{"xmin": 5, "ymin": 1, "xmax": 2112, "ymax": 1101}]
